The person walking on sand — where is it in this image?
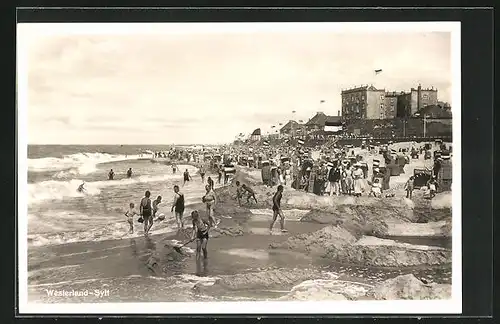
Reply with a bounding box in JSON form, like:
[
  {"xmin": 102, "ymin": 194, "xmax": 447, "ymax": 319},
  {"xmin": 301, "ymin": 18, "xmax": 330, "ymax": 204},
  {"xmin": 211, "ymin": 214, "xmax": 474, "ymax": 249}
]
[
  {"xmin": 171, "ymin": 185, "xmax": 185, "ymax": 230},
  {"xmin": 269, "ymin": 185, "xmax": 287, "ymax": 234},
  {"xmin": 183, "ymin": 169, "xmax": 192, "ymax": 187},
  {"xmin": 202, "ymin": 184, "xmax": 218, "ymax": 228},
  {"xmin": 124, "ymin": 202, "xmax": 139, "ymax": 234},
  {"xmin": 140, "ymin": 191, "xmax": 153, "ymax": 236},
  {"xmin": 172, "ymin": 164, "xmax": 177, "ymax": 174}
]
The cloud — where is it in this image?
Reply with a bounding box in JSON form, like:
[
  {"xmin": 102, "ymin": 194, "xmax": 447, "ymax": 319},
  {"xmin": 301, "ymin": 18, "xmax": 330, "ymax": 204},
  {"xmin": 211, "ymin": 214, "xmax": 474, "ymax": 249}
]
[{"xmin": 21, "ymin": 26, "xmax": 453, "ymax": 144}]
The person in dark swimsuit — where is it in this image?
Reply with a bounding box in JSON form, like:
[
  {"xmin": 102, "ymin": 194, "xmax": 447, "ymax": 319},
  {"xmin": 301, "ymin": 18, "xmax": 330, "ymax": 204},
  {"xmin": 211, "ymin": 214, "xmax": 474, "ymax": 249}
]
[
  {"xmin": 140, "ymin": 190, "xmax": 153, "ymax": 236},
  {"xmin": 152, "ymin": 196, "xmax": 162, "ymax": 217},
  {"xmin": 183, "ymin": 169, "xmax": 192, "ymax": 187},
  {"xmin": 127, "ymin": 168, "xmax": 133, "ymax": 178},
  {"xmin": 191, "ymin": 210, "xmax": 210, "ymax": 274},
  {"xmin": 171, "ymin": 185, "xmax": 185, "ymax": 230},
  {"xmin": 108, "ymin": 169, "xmax": 115, "ymax": 180},
  {"xmin": 207, "ymin": 176, "xmax": 214, "ymax": 190},
  {"xmin": 172, "ymin": 165, "xmax": 177, "ymax": 174},
  {"xmin": 217, "ymin": 166, "xmax": 223, "ymax": 184},
  {"xmin": 269, "ymin": 185, "xmax": 287, "ymax": 233}
]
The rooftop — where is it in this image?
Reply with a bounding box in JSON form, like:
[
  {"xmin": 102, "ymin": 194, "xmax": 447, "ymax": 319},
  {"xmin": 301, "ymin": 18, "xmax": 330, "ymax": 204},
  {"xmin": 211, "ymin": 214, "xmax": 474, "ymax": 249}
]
[{"xmin": 341, "ymin": 85, "xmax": 383, "ymax": 94}]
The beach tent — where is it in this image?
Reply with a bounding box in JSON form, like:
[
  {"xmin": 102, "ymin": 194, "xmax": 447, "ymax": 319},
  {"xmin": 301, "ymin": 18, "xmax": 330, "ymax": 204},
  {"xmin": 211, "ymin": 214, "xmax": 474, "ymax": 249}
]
[
  {"xmin": 223, "ymin": 164, "xmax": 236, "ymax": 174},
  {"xmin": 413, "ymin": 168, "xmax": 432, "ymax": 189}
]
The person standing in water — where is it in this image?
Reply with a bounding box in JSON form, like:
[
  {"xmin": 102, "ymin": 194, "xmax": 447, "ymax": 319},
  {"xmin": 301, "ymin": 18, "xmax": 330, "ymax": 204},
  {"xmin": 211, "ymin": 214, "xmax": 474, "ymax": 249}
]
[
  {"xmin": 202, "ymin": 184, "xmax": 218, "ymax": 228},
  {"xmin": 77, "ymin": 181, "xmax": 86, "ymax": 193},
  {"xmin": 190, "ymin": 210, "xmax": 210, "ymax": 275},
  {"xmin": 171, "ymin": 185, "xmax": 185, "ymax": 230},
  {"xmin": 140, "ymin": 191, "xmax": 153, "ymax": 236},
  {"xmin": 152, "ymin": 196, "xmax": 162, "ymax": 217},
  {"xmin": 172, "ymin": 164, "xmax": 177, "ymax": 174},
  {"xmin": 183, "ymin": 169, "xmax": 192, "ymax": 187},
  {"xmin": 269, "ymin": 185, "xmax": 287, "ymax": 234},
  {"xmin": 199, "ymin": 166, "xmax": 206, "ymax": 183},
  {"xmin": 108, "ymin": 169, "xmax": 115, "ymax": 180},
  {"xmin": 127, "ymin": 168, "xmax": 133, "ymax": 178}
]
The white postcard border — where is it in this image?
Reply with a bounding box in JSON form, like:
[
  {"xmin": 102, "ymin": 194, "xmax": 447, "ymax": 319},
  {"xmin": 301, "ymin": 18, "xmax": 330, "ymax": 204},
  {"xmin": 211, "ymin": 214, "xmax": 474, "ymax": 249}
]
[{"xmin": 17, "ymin": 21, "xmax": 462, "ymax": 315}]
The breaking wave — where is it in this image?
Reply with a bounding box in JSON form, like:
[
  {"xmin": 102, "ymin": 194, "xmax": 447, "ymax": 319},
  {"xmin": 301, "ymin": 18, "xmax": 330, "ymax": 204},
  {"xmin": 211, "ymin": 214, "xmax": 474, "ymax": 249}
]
[
  {"xmin": 28, "ymin": 171, "xmax": 195, "ymax": 204},
  {"xmin": 28, "ymin": 152, "xmax": 143, "ymax": 173}
]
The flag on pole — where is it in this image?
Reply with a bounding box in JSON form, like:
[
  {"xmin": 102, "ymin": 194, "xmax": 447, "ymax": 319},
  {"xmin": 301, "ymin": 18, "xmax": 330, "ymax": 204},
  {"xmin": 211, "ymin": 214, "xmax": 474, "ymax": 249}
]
[
  {"xmin": 320, "ymin": 100, "xmax": 325, "ymax": 103},
  {"xmin": 375, "ymin": 69, "xmax": 383, "ymax": 75},
  {"xmin": 292, "ymin": 110, "xmax": 296, "ymax": 113}
]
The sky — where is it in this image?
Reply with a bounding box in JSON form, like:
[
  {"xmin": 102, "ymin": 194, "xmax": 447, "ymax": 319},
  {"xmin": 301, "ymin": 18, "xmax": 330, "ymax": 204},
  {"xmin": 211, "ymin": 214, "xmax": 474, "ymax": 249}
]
[{"xmin": 19, "ymin": 23, "xmax": 454, "ymax": 145}]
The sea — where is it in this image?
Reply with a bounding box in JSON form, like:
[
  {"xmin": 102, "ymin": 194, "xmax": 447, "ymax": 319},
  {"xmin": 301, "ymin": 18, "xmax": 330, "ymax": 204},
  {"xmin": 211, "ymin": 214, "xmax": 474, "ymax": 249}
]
[
  {"xmin": 24, "ymin": 145, "xmax": 451, "ymax": 304},
  {"xmin": 27, "ymin": 145, "xmax": 206, "ymax": 247}
]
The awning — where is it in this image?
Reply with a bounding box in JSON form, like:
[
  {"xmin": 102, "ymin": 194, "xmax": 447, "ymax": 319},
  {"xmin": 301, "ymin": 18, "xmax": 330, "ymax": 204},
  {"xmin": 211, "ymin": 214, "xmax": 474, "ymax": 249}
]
[{"xmin": 324, "ymin": 125, "xmax": 343, "ymax": 133}]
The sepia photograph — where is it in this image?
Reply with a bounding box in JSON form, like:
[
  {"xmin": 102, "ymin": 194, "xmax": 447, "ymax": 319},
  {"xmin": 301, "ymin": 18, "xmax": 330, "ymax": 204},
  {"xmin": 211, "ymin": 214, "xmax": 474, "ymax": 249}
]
[{"xmin": 17, "ymin": 21, "xmax": 461, "ymax": 314}]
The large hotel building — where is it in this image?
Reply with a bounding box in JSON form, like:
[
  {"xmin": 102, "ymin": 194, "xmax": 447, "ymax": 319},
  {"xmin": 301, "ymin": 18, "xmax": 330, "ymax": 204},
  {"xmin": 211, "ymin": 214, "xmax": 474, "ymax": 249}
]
[{"xmin": 341, "ymin": 84, "xmax": 438, "ymax": 120}]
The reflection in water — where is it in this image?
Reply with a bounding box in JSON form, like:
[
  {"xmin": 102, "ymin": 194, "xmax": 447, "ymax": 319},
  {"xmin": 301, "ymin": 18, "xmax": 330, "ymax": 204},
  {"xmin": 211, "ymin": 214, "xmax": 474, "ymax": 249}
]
[
  {"xmin": 130, "ymin": 238, "xmax": 137, "ymax": 257},
  {"xmin": 145, "ymin": 236, "xmax": 156, "ymax": 251},
  {"xmin": 196, "ymin": 258, "xmax": 209, "ymax": 276}
]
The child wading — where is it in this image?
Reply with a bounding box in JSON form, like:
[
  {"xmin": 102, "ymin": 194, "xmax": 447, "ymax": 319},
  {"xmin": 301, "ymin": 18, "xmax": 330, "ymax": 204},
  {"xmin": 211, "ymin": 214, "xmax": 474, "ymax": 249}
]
[{"xmin": 124, "ymin": 203, "xmax": 139, "ymax": 234}]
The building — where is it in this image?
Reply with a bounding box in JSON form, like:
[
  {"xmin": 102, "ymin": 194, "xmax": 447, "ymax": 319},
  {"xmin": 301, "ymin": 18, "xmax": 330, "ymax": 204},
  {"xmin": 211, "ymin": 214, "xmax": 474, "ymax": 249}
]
[
  {"xmin": 305, "ymin": 112, "xmax": 342, "ymax": 131},
  {"xmin": 250, "ymin": 128, "xmax": 261, "ymax": 142},
  {"xmin": 341, "ymin": 85, "xmax": 386, "ymax": 120},
  {"xmin": 414, "ymin": 105, "xmax": 453, "ymax": 119},
  {"xmin": 279, "ymin": 120, "xmax": 306, "ymax": 137},
  {"xmin": 396, "ymin": 84, "xmax": 438, "ymax": 118},
  {"xmin": 383, "ymin": 91, "xmax": 399, "ymax": 119}
]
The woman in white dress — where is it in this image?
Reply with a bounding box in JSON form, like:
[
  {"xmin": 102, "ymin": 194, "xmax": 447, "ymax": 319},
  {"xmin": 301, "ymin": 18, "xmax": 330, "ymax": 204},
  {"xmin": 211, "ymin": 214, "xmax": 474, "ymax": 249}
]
[{"xmin": 352, "ymin": 163, "xmax": 364, "ymax": 197}]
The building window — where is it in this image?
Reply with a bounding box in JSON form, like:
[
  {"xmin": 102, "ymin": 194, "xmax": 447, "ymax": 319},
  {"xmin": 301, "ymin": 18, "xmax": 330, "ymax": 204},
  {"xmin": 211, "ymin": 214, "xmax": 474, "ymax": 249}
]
[
  {"xmin": 380, "ymin": 95, "xmax": 384, "ymax": 100},
  {"xmin": 423, "ymin": 94, "xmax": 429, "ymax": 99},
  {"xmin": 361, "ymin": 95, "xmax": 365, "ymax": 100},
  {"xmin": 380, "ymin": 104, "xmax": 384, "ymax": 109},
  {"xmin": 390, "ymin": 98, "xmax": 395, "ymax": 103}
]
